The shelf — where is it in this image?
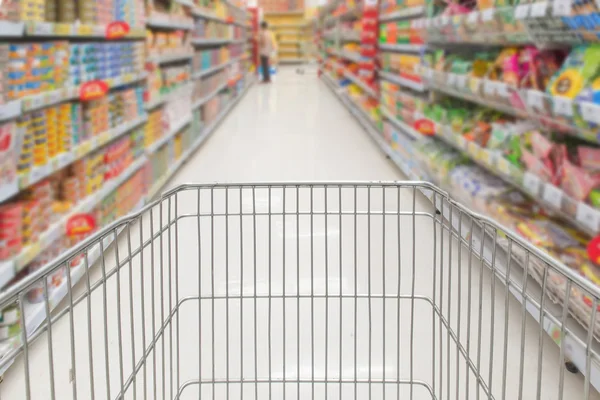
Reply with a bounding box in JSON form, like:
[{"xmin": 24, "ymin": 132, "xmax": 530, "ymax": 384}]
[
  {"xmin": 192, "ymin": 57, "xmax": 241, "ymax": 79},
  {"xmin": 421, "ymin": 68, "xmax": 600, "ymax": 144},
  {"xmin": 0, "ymin": 78, "xmax": 254, "ymax": 377},
  {"xmin": 264, "ymin": 10, "xmax": 304, "ymax": 16},
  {"xmin": 145, "ymin": 83, "xmax": 193, "ymax": 110},
  {"xmin": 175, "ymin": 0, "xmax": 229, "ymax": 23},
  {"xmin": 379, "ymin": 70, "xmax": 426, "ymax": 92},
  {"xmin": 279, "ymin": 58, "xmax": 307, "ymax": 64},
  {"xmin": 324, "ymin": 6, "xmax": 362, "ymax": 25},
  {"xmin": 146, "ymin": 116, "xmax": 192, "ymax": 155},
  {"xmin": 0, "ymin": 21, "xmax": 146, "ymax": 38},
  {"xmin": 428, "ymin": 118, "xmax": 600, "ymax": 236},
  {"xmin": 0, "ymin": 72, "xmax": 147, "ymax": 122},
  {"xmin": 0, "ymin": 156, "xmax": 148, "ymax": 288},
  {"xmin": 380, "ymin": 107, "xmax": 420, "ymax": 140},
  {"xmin": 276, "ymin": 30, "xmax": 308, "ymax": 36},
  {"xmin": 0, "ymin": 21, "xmax": 24, "ymax": 37},
  {"xmin": 191, "ymin": 38, "xmax": 232, "ymax": 46},
  {"xmin": 278, "ymin": 49, "xmax": 305, "ymax": 54},
  {"xmin": 343, "ymin": 70, "xmax": 377, "ymax": 98},
  {"xmin": 192, "ymin": 82, "xmax": 228, "ymax": 110},
  {"xmin": 379, "ymin": 43, "xmax": 426, "ymax": 53},
  {"xmin": 17, "ymin": 114, "xmax": 148, "ymax": 191},
  {"xmin": 146, "ymin": 17, "xmax": 194, "ymax": 30},
  {"xmin": 271, "ymin": 23, "xmax": 306, "ymax": 29},
  {"xmin": 324, "ymin": 70, "xmax": 600, "ymax": 394},
  {"xmin": 147, "ymin": 52, "xmax": 193, "ymax": 64},
  {"xmin": 379, "ymin": 6, "xmax": 425, "ymax": 22},
  {"xmin": 279, "ymin": 40, "xmax": 303, "ymax": 45},
  {"xmin": 329, "ymin": 48, "xmax": 363, "ymax": 63}
]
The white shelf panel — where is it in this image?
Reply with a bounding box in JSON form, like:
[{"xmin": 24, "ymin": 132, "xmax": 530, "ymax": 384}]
[
  {"xmin": 379, "ymin": 6, "xmax": 425, "ymax": 22},
  {"xmin": 192, "ymin": 57, "xmax": 241, "ymax": 79},
  {"xmin": 380, "ymin": 43, "xmax": 426, "ymax": 53},
  {"xmin": 192, "ymin": 82, "xmax": 229, "ymax": 109},
  {"xmin": 264, "ymin": 10, "xmax": 304, "ymax": 16},
  {"xmin": 191, "ymin": 38, "xmax": 232, "ymax": 46},
  {"xmin": 379, "ymin": 70, "xmax": 426, "ymax": 92},
  {"xmin": 146, "ymin": 17, "xmax": 194, "ymax": 30},
  {"xmin": 148, "ymin": 52, "xmax": 193, "ymax": 64}
]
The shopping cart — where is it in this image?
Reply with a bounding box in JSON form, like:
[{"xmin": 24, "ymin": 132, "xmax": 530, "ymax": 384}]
[{"xmin": 0, "ymin": 182, "xmax": 599, "ymax": 400}]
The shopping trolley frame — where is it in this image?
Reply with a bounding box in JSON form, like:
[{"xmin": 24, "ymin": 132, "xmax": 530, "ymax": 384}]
[{"xmin": 0, "ymin": 181, "xmax": 599, "ymax": 400}]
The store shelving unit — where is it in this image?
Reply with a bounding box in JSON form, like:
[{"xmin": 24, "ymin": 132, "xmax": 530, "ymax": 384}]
[
  {"xmin": 0, "ymin": 0, "xmax": 254, "ymax": 376},
  {"xmin": 263, "ymin": 8, "xmax": 310, "ymax": 64},
  {"xmin": 319, "ymin": 0, "xmax": 600, "ymax": 395}
]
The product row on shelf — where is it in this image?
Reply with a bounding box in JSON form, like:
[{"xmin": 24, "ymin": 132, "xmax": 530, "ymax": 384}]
[
  {"xmin": 0, "ymin": 0, "xmax": 254, "ymax": 376},
  {"xmin": 318, "ymin": 0, "xmax": 600, "ymax": 394}
]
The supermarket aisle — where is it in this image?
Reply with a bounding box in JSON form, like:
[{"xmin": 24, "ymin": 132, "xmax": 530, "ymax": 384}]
[
  {"xmin": 2, "ymin": 68, "xmax": 598, "ymax": 400},
  {"xmin": 165, "ymin": 67, "xmax": 405, "ymax": 184}
]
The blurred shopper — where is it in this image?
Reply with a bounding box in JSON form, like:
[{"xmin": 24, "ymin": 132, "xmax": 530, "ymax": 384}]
[{"xmin": 259, "ymin": 21, "xmax": 277, "ymax": 83}]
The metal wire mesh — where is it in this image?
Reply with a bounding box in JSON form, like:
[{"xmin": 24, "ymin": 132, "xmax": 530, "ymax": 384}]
[{"xmin": 0, "ymin": 182, "xmax": 599, "ymax": 399}]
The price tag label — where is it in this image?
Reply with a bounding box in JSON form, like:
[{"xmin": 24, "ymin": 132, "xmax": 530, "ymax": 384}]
[
  {"xmin": 467, "ymin": 11, "xmax": 479, "ymax": 24},
  {"xmin": 515, "ymin": 4, "xmax": 531, "ymax": 19},
  {"xmin": 496, "ymin": 82, "xmax": 509, "ymax": 98},
  {"xmin": 553, "ymin": 96, "xmax": 573, "ymax": 117},
  {"xmin": 527, "ymin": 89, "xmax": 545, "ymax": 110},
  {"xmin": 483, "ymin": 80, "xmax": 496, "ymax": 96},
  {"xmin": 0, "ymin": 101, "xmax": 20, "ymax": 121},
  {"xmin": 552, "ymin": 0, "xmax": 572, "ymax": 16},
  {"xmin": 542, "ymin": 184, "xmax": 563, "ymax": 208},
  {"xmin": 447, "ymin": 73, "xmax": 457, "ymax": 86},
  {"xmin": 31, "ymin": 22, "xmax": 54, "ymax": 35},
  {"xmin": 456, "ymin": 135, "xmax": 467, "ymax": 149},
  {"xmin": 577, "ymin": 203, "xmax": 600, "ymax": 232},
  {"xmin": 580, "ymin": 102, "xmax": 600, "ymax": 125},
  {"xmin": 456, "ymin": 74, "xmax": 468, "ymax": 88},
  {"xmin": 441, "ymin": 15, "xmax": 450, "ymax": 25},
  {"xmin": 467, "ymin": 141, "xmax": 479, "ymax": 156},
  {"xmin": 75, "ymin": 141, "xmax": 92, "ymax": 158},
  {"xmin": 29, "ymin": 166, "xmax": 48, "ymax": 185},
  {"xmin": 482, "ymin": 8, "xmax": 495, "ymax": 21},
  {"xmin": 523, "ymin": 172, "xmax": 541, "ymax": 195},
  {"xmin": 497, "ymin": 157, "xmax": 511, "ymax": 176},
  {"xmin": 479, "ymin": 148, "xmax": 491, "ymax": 165},
  {"xmin": 425, "ymin": 68, "xmax": 434, "ymax": 80},
  {"xmin": 530, "ymin": 1, "xmax": 548, "ymax": 17}
]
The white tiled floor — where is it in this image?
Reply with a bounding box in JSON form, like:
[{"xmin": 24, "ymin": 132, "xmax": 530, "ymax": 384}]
[
  {"xmin": 166, "ymin": 68, "xmax": 404, "ymax": 184},
  {"xmin": 1, "ymin": 68, "xmax": 598, "ymax": 399}
]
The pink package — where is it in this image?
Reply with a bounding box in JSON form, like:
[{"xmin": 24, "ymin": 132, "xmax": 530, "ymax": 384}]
[
  {"xmin": 531, "ymin": 131, "xmax": 554, "ymax": 158},
  {"xmin": 578, "ymin": 146, "xmax": 600, "ymax": 173},
  {"xmin": 561, "ymin": 159, "xmax": 600, "ymax": 201},
  {"xmin": 521, "ymin": 149, "xmax": 554, "ymax": 182}
]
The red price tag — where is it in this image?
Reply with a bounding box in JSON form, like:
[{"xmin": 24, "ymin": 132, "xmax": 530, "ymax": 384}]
[
  {"xmin": 79, "ymin": 80, "xmax": 109, "ymax": 101},
  {"xmin": 587, "ymin": 235, "xmax": 600, "ymax": 264},
  {"xmin": 66, "ymin": 214, "xmax": 97, "ymax": 237},
  {"xmin": 106, "ymin": 21, "xmax": 130, "ymax": 39}
]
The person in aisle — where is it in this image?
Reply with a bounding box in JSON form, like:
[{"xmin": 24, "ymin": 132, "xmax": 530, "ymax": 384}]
[{"xmin": 259, "ymin": 21, "xmax": 277, "ymax": 83}]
